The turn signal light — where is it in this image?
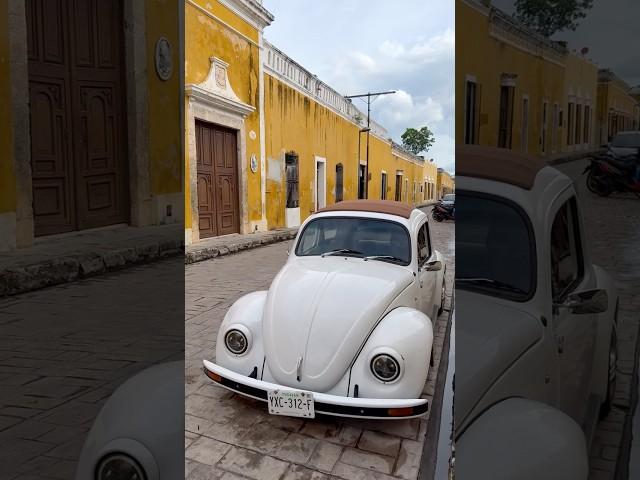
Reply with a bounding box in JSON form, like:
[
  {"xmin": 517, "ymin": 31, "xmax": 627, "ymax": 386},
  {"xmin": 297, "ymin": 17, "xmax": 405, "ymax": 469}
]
[
  {"xmin": 388, "ymin": 407, "xmax": 414, "ymax": 417},
  {"xmin": 205, "ymin": 369, "xmax": 222, "ymax": 383}
]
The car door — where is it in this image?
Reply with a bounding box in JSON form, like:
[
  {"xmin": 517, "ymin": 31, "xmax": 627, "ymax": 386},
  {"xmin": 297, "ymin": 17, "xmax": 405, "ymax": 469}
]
[
  {"xmin": 417, "ymin": 221, "xmax": 437, "ymax": 317},
  {"xmin": 548, "ymin": 196, "xmax": 598, "ymax": 423}
]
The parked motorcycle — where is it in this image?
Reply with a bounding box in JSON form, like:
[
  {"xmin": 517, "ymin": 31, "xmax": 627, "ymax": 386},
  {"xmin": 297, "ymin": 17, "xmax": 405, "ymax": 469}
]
[
  {"xmin": 432, "ymin": 203, "xmax": 455, "ymax": 222},
  {"xmin": 584, "ymin": 151, "xmax": 640, "ymax": 197}
]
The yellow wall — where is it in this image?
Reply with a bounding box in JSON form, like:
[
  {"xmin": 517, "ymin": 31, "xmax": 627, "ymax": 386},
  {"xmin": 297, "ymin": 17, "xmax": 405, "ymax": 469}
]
[
  {"xmin": 456, "ymin": 0, "xmax": 598, "ymax": 158},
  {"xmin": 184, "ymin": 0, "xmax": 262, "ymax": 229},
  {"xmin": 264, "ymin": 74, "xmax": 428, "ymax": 229},
  {"xmin": 0, "ymin": 0, "xmax": 16, "ymax": 214},
  {"xmin": 597, "ymin": 77, "xmax": 639, "ymax": 144},
  {"xmin": 146, "ymin": 0, "xmax": 182, "ymax": 197}
]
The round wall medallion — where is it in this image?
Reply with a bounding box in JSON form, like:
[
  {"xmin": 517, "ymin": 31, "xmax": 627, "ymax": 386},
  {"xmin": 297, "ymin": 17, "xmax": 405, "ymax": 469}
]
[
  {"xmin": 250, "ymin": 155, "xmax": 258, "ymax": 173},
  {"xmin": 249, "ymin": 130, "xmax": 257, "ymax": 140},
  {"xmin": 155, "ymin": 37, "xmax": 172, "ymax": 81}
]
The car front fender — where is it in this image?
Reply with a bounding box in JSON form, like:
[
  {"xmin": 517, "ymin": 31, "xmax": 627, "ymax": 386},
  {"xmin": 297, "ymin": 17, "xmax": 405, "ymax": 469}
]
[
  {"xmin": 349, "ymin": 307, "xmax": 433, "ymax": 400},
  {"xmin": 215, "ymin": 291, "xmax": 267, "ymax": 378},
  {"xmin": 457, "ymin": 398, "xmax": 588, "ymax": 480}
]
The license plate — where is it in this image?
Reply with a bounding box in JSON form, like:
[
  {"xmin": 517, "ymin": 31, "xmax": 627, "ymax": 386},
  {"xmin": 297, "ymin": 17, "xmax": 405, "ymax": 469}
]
[{"xmin": 267, "ymin": 389, "xmax": 315, "ymax": 418}]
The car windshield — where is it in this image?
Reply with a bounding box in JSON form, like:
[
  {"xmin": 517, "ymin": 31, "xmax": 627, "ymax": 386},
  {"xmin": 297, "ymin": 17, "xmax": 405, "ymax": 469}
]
[
  {"xmin": 612, "ymin": 133, "xmax": 640, "ymax": 148},
  {"xmin": 295, "ymin": 217, "xmax": 411, "ymax": 265},
  {"xmin": 443, "ymin": 194, "xmax": 455, "ymax": 202},
  {"xmin": 456, "ymin": 192, "xmax": 535, "ymax": 300}
]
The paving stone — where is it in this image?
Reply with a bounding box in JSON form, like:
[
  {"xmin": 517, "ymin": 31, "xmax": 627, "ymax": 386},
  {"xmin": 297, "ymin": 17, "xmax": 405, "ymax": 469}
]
[
  {"xmin": 306, "ymin": 440, "xmax": 343, "ymax": 473},
  {"xmin": 275, "ymin": 432, "xmax": 319, "ymax": 464},
  {"xmin": 393, "ymin": 439, "xmax": 423, "ymax": 479},
  {"xmin": 217, "ymin": 447, "xmax": 290, "ymax": 480},
  {"xmin": 339, "ymin": 447, "xmax": 394, "ymax": 474},
  {"xmin": 282, "ymin": 464, "xmax": 331, "ymax": 480},
  {"xmin": 185, "ymin": 436, "xmax": 232, "ymax": 466},
  {"xmin": 332, "ymin": 461, "xmax": 397, "ymax": 480},
  {"xmin": 357, "ymin": 430, "xmax": 402, "ymax": 457}
]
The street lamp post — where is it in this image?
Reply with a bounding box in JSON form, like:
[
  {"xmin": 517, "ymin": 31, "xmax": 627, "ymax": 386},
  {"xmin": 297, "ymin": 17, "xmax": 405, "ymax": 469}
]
[{"xmin": 345, "ymin": 90, "xmax": 396, "ymax": 199}]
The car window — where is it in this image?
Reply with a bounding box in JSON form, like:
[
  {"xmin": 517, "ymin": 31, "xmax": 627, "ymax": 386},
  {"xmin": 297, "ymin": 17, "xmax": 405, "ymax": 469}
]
[
  {"xmin": 550, "ymin": 198, "xmax": 584, "ymax": 300},
  {"xmin": 417, "ymin": 223, "xmax": 431, "ymax": 265},
  {"xmin": 295, "ymin": 217, "xmax": 411, "ymax": 265},
  {"xmin": 456, "ymin": 192, "xmax": 535, "ymax": 300}
]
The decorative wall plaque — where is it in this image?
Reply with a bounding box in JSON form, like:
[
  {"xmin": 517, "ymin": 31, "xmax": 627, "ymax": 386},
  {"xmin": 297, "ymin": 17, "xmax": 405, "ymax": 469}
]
[
  {"xmin": 155, "ymin": 37, "xmax": 172, "ymax": 81},
  {"xmin": 250, "ymin": 155, "xmax": 258, "ymax": 173}
]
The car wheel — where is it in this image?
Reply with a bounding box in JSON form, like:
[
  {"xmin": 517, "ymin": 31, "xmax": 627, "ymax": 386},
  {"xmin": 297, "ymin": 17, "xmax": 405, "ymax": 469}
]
[
  {"xmin": 600, "ymin": 328, "xmax": 618, "ymax": 419},
  {"xmin": 438, "ymin": 279, "xmax": 446, "ymax": 316}
]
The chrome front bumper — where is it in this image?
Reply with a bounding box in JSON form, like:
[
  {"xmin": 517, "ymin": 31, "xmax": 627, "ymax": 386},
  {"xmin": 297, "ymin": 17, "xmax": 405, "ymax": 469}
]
[{"xmin": 203, "ymin": 360, "xmax": 428, "ymax": 420}]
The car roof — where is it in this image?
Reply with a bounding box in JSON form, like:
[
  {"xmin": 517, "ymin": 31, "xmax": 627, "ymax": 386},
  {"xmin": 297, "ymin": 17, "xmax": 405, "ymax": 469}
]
[
  {"xmin": 614, "ymin": 131, "xmax": 640, "ymax": 136},
  {"xmin": 316, "ymin": 199, "xmax": 414, "ymax": 219},
  {"xmin": 456, "ymin": 145, "xmax": 547, "ymax": 190}
]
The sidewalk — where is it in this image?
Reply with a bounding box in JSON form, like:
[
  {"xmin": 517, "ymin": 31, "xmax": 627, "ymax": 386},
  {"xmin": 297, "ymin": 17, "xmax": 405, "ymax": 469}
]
[
  {"xmin": 0, "ymin": 224, "xmax": 182, "ymax": 297},
  {"xmin": 185, "ymin": 228, "xmax": 298, "ymax": 264}
]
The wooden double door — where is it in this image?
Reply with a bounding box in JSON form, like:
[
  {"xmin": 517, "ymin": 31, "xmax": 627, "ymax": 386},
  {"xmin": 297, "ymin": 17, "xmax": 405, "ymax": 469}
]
[
  {"xmin": 27, "ymin": 0, "xmax": 128, "ymax": 236},
  {"xmin": 196, "ymin": 121, "xmax": 240, "ymax": 238}
]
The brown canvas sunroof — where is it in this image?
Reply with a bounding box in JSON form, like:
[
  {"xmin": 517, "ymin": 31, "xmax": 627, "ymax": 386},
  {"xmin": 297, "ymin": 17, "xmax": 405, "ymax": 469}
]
[
  {"xmin": 457, "ymin": 145, "xmax": 546, "ymax": 190},
  {"xmin": 317, "ymin": 200, "xmax": 414, "ymax": 219}
]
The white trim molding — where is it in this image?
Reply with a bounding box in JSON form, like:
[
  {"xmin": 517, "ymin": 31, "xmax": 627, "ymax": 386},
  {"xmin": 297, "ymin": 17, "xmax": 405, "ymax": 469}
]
[
  {"xmin": 185, "ymin": 57, "xmax": 255, "ymax": 118},
  {"xmin": 216, "ymin": 0, "xmax": 274, "ymax": 30},
  {"xmin": 186, "ymin": 56, "xmax": 254, "ymax": 243}
]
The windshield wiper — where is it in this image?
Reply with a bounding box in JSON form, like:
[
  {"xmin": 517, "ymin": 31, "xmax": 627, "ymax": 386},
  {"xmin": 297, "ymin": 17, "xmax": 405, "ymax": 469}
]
[
  {"xmin": 321, "ymin": 248, "xmax": 363, "ymax": 258},
  {"xmin": 363, "ymin": 255, "xmax": 405, "ymax": 264},
  {"xmin": 456, "ymin": 277, "xmax": 527, "ymax": 295}
]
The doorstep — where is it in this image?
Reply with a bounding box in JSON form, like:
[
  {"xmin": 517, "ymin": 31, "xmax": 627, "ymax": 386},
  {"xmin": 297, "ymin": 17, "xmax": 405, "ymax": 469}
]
[
  {"xmin": 185, "ymin": 228, "xmax": 298, "ymax": 264},
  {"xmin": 0, "ymin": 223, "xmax": 183, "ymax": 297}
]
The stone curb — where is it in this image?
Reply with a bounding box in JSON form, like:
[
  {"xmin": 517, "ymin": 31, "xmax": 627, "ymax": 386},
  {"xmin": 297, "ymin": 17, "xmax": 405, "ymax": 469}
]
[
  {"xmin": 185, "ymin": 229, "xmax": 298, "ymax": 265},
  {"xmin": 0, "ymin": 238, "xmax": 184, "ymax": 298},
  {"xmin": 419, "ymin": 293, "xmax": 454, "ymax": 480}
]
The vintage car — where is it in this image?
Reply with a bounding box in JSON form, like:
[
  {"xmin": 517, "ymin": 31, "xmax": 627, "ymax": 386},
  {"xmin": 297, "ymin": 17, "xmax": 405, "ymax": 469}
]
[
  {"xmin": 74, "ymin": 361, "xmax": 184, "ymax": 480},
  {"xmin": 455, "ymin": 146, "xmax": 618, "ymax": 480},
  {"xmin": 203, "ymin": 200, "xmax": 446, "ymax": 419}
]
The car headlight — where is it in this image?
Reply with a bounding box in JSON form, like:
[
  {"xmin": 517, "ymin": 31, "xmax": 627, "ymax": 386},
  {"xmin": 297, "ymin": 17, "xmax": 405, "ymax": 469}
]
[
  {"xmin": 225, "ymin": 329, "xmax": 248, "ymax": 355},
  {"xmin": 96, "ymin": 453, "xmax": 146, "ymax": 480},
  {"xmin": 371, "ymin": 354, "xmax": 400, "ymax": 382}
]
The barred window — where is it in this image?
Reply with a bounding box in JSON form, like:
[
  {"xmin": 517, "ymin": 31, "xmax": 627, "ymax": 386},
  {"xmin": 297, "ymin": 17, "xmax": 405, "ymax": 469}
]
[
  {"xmin": 285, "ymin": 152, "xmax": 299, "ymax": 208},
  {"xmin": 335, "ymin": 164, "xmax": 344, "ymax": 202}
]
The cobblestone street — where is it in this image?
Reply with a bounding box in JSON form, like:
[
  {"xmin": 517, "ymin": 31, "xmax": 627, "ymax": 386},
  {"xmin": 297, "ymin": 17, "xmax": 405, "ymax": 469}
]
[
  {"xmin": 556, "ymin": 160, "xmax": 640, "ymax": 480},
  {"xmin": 185, "ymin": 210, "xmax": 454, "ymax": 480},
  {"xmin": 0, "ymin": 259, "xmax": 184, "ymax": 479}
]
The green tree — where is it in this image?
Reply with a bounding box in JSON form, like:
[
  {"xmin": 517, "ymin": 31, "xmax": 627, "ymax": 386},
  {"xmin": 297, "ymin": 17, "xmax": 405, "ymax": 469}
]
[
  {"xmin": 514, "ymin": 0, "xmax": 594, "ymax": 38},
  {"xmin": 401, "ymin": 127, "xmax": 435, "ymax": 155}
]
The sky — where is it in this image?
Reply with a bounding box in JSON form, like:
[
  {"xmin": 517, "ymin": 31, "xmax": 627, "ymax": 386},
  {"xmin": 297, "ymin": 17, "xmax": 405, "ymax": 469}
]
[
  {"xmin": 492, "ymin": 0, "xmax": 640, "ymax": 87},
  {"xmin": 262, "ymin": 0, "xmax": 455, "ymax": 174}
]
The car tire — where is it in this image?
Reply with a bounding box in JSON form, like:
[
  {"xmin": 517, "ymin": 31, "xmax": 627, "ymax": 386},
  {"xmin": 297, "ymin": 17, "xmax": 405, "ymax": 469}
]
[{"xmin": 600, "ymin": 328, "xmax": 618, "ymax": 419}]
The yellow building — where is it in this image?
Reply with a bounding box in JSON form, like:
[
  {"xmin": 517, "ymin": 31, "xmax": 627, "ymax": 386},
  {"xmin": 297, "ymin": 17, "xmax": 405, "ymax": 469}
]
[
  {"xmin": 184, "ymin": 0, "xmax": 441, "ymax": 244},
  {"xmin": 597, "ymin": 70, "xmax": 640, "ymax": 145},
  {"xmin": 457, "ymin": 0, "xmax": 599, "ymax": 158},
  {"xmin": 436, "ymin": 169, "xmax": 455, "ymax": 199},
  {"xmin": 0, "ymin": 0, "xmax": 182, "ymax": 251}
]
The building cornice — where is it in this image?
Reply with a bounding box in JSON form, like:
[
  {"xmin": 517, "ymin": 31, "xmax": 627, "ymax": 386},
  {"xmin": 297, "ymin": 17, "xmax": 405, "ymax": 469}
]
[
  {"xmin": 263, "ymin": 40, "xmax": 390, "ymax": 141},
  {"xmin": 217, "ymin": 0, "xmax": 274, "ymax": 30},
  {"xmin": 488, "ymin": 7, "xmax": 567, "ymax": 67}
]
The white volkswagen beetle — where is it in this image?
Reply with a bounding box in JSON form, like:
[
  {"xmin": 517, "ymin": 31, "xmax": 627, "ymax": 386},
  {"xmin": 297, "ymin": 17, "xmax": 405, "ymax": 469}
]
[
  {"xmin": 203, "ymin": 200, "xmax": 446, "ymax": 419},
  {"xmin": 455, "ymin": 146, "xmax": 618, "ymax": 480}
]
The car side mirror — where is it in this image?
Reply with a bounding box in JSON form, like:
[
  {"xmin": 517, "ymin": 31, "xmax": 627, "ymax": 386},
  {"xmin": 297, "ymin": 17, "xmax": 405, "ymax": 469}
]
[
  {"xmin": 553, "ymin": 289, "xmax": 608, "ymax": 314},
  {"xmin": 422, "ymin": 260, "xmax": 442, "ymax": 272}
]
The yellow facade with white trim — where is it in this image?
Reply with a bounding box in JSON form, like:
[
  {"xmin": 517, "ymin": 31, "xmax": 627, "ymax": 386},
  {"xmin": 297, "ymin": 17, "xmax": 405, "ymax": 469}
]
[{"xmin": 185, "ymin": 0, "xmax": 445, "ymax": 243}]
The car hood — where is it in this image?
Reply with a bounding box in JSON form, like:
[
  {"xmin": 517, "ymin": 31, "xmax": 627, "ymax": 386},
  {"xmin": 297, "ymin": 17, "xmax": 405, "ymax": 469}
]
[
  {"xmin": 263, "ymin": 256, "xmax": 413, "ymax": 392},
  {"xmin": 455, "ymin": 289, "xmax": 543, "ymax": 425}
]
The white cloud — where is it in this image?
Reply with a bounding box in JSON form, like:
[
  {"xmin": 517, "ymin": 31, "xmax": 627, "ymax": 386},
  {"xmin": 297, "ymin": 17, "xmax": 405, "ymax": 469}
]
[{"xmin": 262, "ymin": 0, "xmax": 454, "ymax": 173}]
